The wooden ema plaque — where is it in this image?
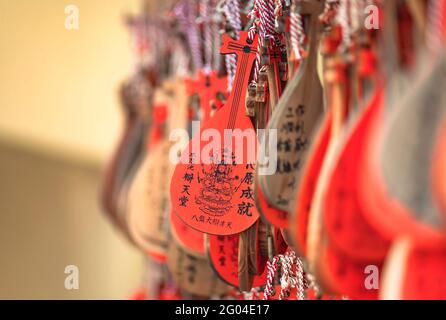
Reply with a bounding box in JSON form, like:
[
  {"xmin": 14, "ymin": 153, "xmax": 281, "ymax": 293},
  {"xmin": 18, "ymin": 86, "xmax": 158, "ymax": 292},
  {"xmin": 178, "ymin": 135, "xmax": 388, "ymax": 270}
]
[
  {"xmin": 206, "ymin": 222, "xmax": 267, "ymax": 289},
  {"xmin": 254, "ymin": 45, "xmax": 289, "ymax": 229},
  {"xmin": 170, "ymin": 209, "xmax": 206, "ymax": 258},
  {"xmin": 127, "ymin": 79, "xmax": 189, "ymax": 258},
  {"xmin": 432, "ymin": 117, "xmax": 446, "ymax": 217},
  {"xmin": 257, "ymin": 0, "xmax": 325, "ymax": 212},
  {"xmin": 323, "ymin": 86, "xmax": 390, "ymax": 262},
  {"xmin": 306, "ymin": 51, "xmax": 393, "ymax": 299},
  {"xmin": 125, "ymin": 88, "xmax": 172, "ymax": 257},
  {"xmin": 116, "ymin": 86, "xmax": 155, "ymax": 242},
  {"xmin": 170, "ymin": 71, "xmax": 228, "ymax": 257},
  {"xmin": 265, "ymin": 41, "xmax": 285, "ymax": 109},
  {"xmin": 206, "ymin": 223, "xmax": 287, "ymax": 289},
  {"xmin": 290, "ymin": 25, "xmax": 346, "ymax": 256},
  {"xmin": 381, "ymin": 238, "xmax": 446, "ymax": 299},
  {"xmin": 315, "ymin": 239, "xmax": 380, "ymax": 299},
  {"xmin": 167, "ymin": 241, "xmax": 230, "ymax": 297},
  {"xmin": 101, "ymin": 74, "xmax": 152, "ymax": 241},
  {"xmin": 127, "ymin": 141, "xmax": 171, "ymax": 256},
  {"xmin": 255, "ymin": 184, "xmax": 288, "ymax": 229},
  {"xmin": 358, "ymin": 53, "xmax": 446, "ymax": 249},
  {"xmin": 171, "ymin": 32, "xmax": 260, "ymax": 235},
  {"xmin": 305, "ymin": 45, "xmax": 352, "ymax": 271},
  {"xmin": 291, "ymin": 108, "xmax": 332, "ymax": 256},
  {"xmin": 100, "ymin": 81, "xmax": 138, "ymax": 224}
]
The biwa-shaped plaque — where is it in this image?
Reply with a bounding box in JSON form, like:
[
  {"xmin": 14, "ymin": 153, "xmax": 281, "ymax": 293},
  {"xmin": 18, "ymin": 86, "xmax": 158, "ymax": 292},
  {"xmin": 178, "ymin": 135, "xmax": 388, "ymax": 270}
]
[
  {"xmin": 254, "ymin": 44, "xmax": 290, "ymax": 229},
  {"xmin": 170, "ymin": 208, "xmax": 206, "ymax": 258},
  {"xmin": 171, "ymin": 71, "xmax": 228, "ymax": 257},
  {"xmin": 359, "ymin": 53, "xmax": 446, "ymax": 249},
  {"xmin": 167, "ymin": 241, "xmax": 230, "ymax": 297},
  {"xmin": 291, "ymin": 108, "xmax": 332, "ymax": 256},
  {"xmin": 171, "ymin": 32, "xmax": 260, "ymax": 235},
  {"xmin": 308, "ymin": 1, "xmax": 402, "ymax": 273},
  {"xmin": 289, "ymin": 25, "xmax": 343, "ymax": 256},
  {"xmin": 257, "ymin": 0, "xmax": 325, "ymax": 212},
  {"xmin": 307, "ymin": 80, "xmax": 385, "ymax": 300},
  {"xmin": 101, "ymin": 72, "xmax": 152, "ymax": 241},
  {"xmin": 315, "ymin": 240, "xmax": 381, "ymax": 299},
  {"xmin": 323, "ymin": 86, "xmax": 390, "ymax": 262},
  {"xmin": 127, "ymin": 79, "xmax": 189, "ymax": 257},
  {"xmin": 206, "ymin": 222, "xmax": 287, "ymax": 289},
  {"xmin": 432, "ymin": 117, "xmax": 446, "ymax": 217},
  {"xmin": 313, "ymin": 1, "xmax": 410, "ymax": 272},
  {"xmin": 381, "ymin": 238, "xmax": 446, "ymax": 299}
]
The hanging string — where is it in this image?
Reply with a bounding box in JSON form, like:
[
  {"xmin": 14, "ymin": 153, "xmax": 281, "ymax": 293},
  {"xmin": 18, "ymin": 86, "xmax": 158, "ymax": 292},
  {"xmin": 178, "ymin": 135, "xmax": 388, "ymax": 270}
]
[
  {"xmin": 128, "ymin": 14, "xmax": 152, "ymax": 73},
  {"xmin": 224, "ymin": 0, "xmax": 242, "ymax": 91},
  {"xmin": 338, "ymin": 0, "xmax": 352, "ymax": 48},
  {"xmin": 247, "ymin": 0, "xmax": 259, "ymax": 41},
  {"xmin": 426, "ymin": 0, "xmax": 445, "ymax": 53},
  {"xmin": 263, "ymin": 251, "xmax": 306, "ymax": 300},
  {"xmin": 263, "ymin": 256, "xmax": 279, "ymax": 300},
  {"xmin": 290, "ymin": 1, "xmax": 305, "ymax": 60},
  {"xmin": 145, "ymin": 19, "xmax": 169, "ymax": 79},
  {"xmin": 247, "ymin": 1, "xmax": 261, "ymax": 84},
  {"xmin": 278, "ymin": 254, "xmax": 293, "ymax": 300},
  {"xmin": 259, "ymin": 0, "xmax": 277, "ymax": 40},
  {"xmin": 349, "ymin": 0, "xmax": 361, "ymax": 34},
  {"xmin": 295, "ymin": 256, "xmax": 305, "ymax": 300},
  {"xmin": 171, "ymin": 33, "xmax": 191, "ymax": 77},
  {"xmin": 305, "ymin": 271, "xmax": 320, "ymax": 297},
  {"xmin": 211, "ymin": 0, "xmax": 222, "ymax": 72},
  {"xmin": 319, "ymin": 0, "xmax": 340, "ymax": 27},
  {"xmin": 174, "ymin": 0, "xmax": 204, "ymax": 74},
  {"xmin": 278, "ymin": 252, "xmax": 296, "ymax": 300},
  {"xmin": 189, "ymin": 0, "xmax": 204, "ymax": 72},
  {"xmin": 177, "ymin": 0, "xmax": 203, "ymax": 73},
  {"xmin": 243, "ymin": 287, "xmax": 261, "ymax": 300},
  {"xmin": 248, "ymin": 0, "xmax": 277, "ymax": 84},
  {"xmin": 200, "ymin": 0, "xmax": 213, "ymax": 74},
  {"xmin": 273, "ymin": 0, "xmax": 282, "ymax": 30}
]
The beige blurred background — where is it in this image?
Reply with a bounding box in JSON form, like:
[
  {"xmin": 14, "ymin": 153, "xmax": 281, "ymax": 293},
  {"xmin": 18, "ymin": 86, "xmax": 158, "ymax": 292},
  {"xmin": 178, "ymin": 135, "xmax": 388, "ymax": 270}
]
[{"xmin": 0, "ymin": 0, "xmax": 146, "ymax": 299}]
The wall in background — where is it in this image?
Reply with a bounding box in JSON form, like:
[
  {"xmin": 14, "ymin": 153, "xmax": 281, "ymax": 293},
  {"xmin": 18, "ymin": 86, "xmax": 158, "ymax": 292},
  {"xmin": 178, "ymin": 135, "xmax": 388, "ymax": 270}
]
[
  {"xmin": 0, "ymin": 0, "xmax": 141, "ymax": 165},
  {"xmin": 0, "ymin": 0, "xmax": 146, "ymax": 299},
  {"xmin": 0, "ymin": 143, "xmax": 143, "ymax": 299}
]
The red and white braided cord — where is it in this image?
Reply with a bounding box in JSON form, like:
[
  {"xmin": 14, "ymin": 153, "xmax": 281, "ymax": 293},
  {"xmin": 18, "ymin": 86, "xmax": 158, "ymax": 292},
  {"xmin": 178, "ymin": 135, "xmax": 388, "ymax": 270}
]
[
  {"xmin": 263, "ymin": 251, "xmax": 306, "ymax": 300},
  {"xmin": 339, "ymin": 0, "xmax": 352, "ymax": 47},
  {"xmin": 296, "ymin": 257, "xmax": 305, "ymax": 300},
  {"xmin": 280, "ymin": 251, "xmax": 306, "ymax": 300},
  {"xmin": 427, "ymin": 0, "xmax": 446, "ymax": 53},
  {"xmin": 349, "ymin": 0, "xmax": 362, "ymax": 33},
  {"xmin": 290, "ymin": 1, "xmax": 305, "ymax": 60},
  {"xmin": 262, "ymin": 256, "xmax": 278, "ymax": 300},
  {"xmin": 201, "ymin": 0, "xmax": 213, "ymax": 73},
  {"xmin": 224, "ymin": 0, "xmax": 242, "ymax": 90},
  {"xmin": 247, "ymin": 0, "xmax": 260, "ymax": 83},
  {"xmin": 188, "ymin": 0, "xmax": 204, "ymax": 71},
  {"xmin": 259, "ymin": 0, "xmax": 276, "ymax": 40},
  {"xmin": 278, "ymin": 252, "xmax": 295, "ymax": 300},
  {"xmin": 243, "ymin": 287, "xmax": 261, "ymax": 300},
  {"xmin": 212, "ymin": 0, "xmax": 222, "ymax": 71},
  {"xmin": 320, "ymin": 0, "xmax": 340, "ymax": 26},
  {"xmin": 249, "ymin": 0, "xmax": 277, "ymax": 84},
  {"xmin": 174, "ymin": 0, "xmax": 204, "ymax": 72}
]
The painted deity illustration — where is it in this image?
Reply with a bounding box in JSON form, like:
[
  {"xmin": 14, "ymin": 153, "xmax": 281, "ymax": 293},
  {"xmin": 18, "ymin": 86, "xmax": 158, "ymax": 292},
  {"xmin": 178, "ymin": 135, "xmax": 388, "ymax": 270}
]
[{"xmin": 195, "ymin": 162, "xmax": 234, "ymax": 216}]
